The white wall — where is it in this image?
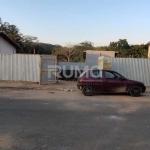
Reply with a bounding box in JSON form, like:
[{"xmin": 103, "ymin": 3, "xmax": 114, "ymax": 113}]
[
  {"xmin": 148, "ymin": 45, "xmax": 150, "ymax": 58},
  {"xmin": 0, "ymin": 36, "xmax": 16, "ymax": 54},
  {"xmin": 86, "ymin": 50, "xmax": 116, "ymax": 57}
]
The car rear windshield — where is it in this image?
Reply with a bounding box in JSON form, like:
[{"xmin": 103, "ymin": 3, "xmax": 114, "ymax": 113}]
[{"xmin": 79, "ymin": 70, "xmax": 88, "ymax": 77}]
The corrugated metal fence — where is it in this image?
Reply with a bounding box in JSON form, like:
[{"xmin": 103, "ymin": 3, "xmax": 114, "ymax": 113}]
[
  {"xmin": 0, "ymin": 53, "xmax": 150, "ymax": 85},
  {"xmin": 0, "ymin": 54, "xmax": 40, "ymax": 82},
  {"xmin": 57, "ymin": 62, "xmax": 86, "ymax": 80},
  {"xmin": 86, "ymin": 54, "xmax": 150, "ymax": 86},
  {"xmin": 58, "ymin": 62, "xmax": 86, "ymax": 70},
  {"xmin": 110, "ymin": 58, "xmax": 150, "ymax": 86}
]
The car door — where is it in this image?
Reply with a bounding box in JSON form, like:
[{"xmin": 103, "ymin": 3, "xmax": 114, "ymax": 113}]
[
  {"xmin": 103, "ymin": 70, "xmax": 127, "ymax": 93},
  {"xmin": 87, "ymin": 70, "xmax": 104, "ymax": 93}
]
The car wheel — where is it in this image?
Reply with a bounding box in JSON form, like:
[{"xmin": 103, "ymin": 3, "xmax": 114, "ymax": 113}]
[
  {"xmin": 129, "ymin": 86, "xmax": 141, "ymax": 97},
  {"xmin": 82, "ymin": 86, "xmax": 93, "ymax": 96}
]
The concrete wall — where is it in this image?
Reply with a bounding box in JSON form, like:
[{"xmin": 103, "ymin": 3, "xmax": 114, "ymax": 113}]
[
  {"xmin": 0, "ymin": 36, "xmax": 16, "ymax": 54},
  {"xmin": 86, "ymin": 50, "xmax": 116, "ymax": 57}
]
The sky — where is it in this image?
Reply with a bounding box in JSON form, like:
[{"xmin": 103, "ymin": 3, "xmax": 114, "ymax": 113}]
[{"xmin": 0, "ymin": 0, "xmax": 150, "ymax": 46}]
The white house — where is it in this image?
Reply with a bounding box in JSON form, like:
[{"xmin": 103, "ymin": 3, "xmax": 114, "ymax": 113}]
[
  {"xmin": 148, "ymin": 42, "xmax": 150, "ymax": 58},
  {"xmin": 0, "ymin": 31, "xmax": 21, "ymax": 54}
]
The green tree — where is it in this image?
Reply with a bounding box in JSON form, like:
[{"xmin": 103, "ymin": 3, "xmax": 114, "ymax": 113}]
[
  {"xmin": 78, "ymin": 41, "xmax": 94, "ymax": 50},
  {"xmin": 95, "ymin": 46, "xmax": 109, "ymax": 51},
  {"xmin": 36, "ymin": 43, "xmax": 60, "ymax": 55},
  {"xmin": 109, "ymin": 39, "xmax": 130, "ymax": 57},
  {"xmin": 0, "ymin": 18, "xmax": 59, "ymax": 54},
  {"xmin": 53, "ymin": 44, "xmax": 78, "ymax": 62},
  {"xmin": 0, "ymin": 20, "xmax": 23, "ymax": 46},
  {"xmin": 73, "ymin": 41, "xmax": 94, "ymax": 62},
  {"xmin": 130, "ymin": 44, "xmax": 148, "ymax": 58},
  {"xmin": 0, "ymin": 18, "xmax": 38, "ymax": 53}
]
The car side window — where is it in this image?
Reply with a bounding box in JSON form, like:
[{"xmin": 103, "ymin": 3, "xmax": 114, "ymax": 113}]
[
  {"xmin": 89, "ymin": 70, "xmax": 102, "ymax": 78},
  {"xmin": 105, "ymin": 71, "xmax": 115, "ymax": 79},
  {"xmin": 114, "ymin": 72, "xmax": 122, "ymax": 79},
  {"xmin": 105, "ymin": 71, "xmax": 122, "ymax": 79}
]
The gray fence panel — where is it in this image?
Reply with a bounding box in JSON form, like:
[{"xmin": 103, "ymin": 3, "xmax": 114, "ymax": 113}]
[
  {"xmin": 85, "ymin": 54, "xmax": 150, "ymax": 86},
  {"xmin": 0, "ymin": 54, "xmax": 12, "ymax": 80},
  {"xmin": 85, "ymin": 54, "xmax": 99, "ymax": 68},
  {"xmin": 58, "ymin": 62, "xmax": 86, "ymax": 70},
  {"xmin": 0, "ymin": 54, "xmax": 40, "ymax": 82},
  {"xmin": 40, "ymin": 55, "xmax": 57, "ymax": 84},
  {"xmin": 43, "ymin": 60, "xmax": 55, "ymax": 69},
  {"xmin": 111, "ymin": 58, "xmax": 150, "ymax": 86},
  {"xmin": 59, "ymin": 58, "xmax": 150, "ymax": 86}
]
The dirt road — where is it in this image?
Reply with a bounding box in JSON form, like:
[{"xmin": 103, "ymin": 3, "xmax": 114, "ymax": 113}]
[{"xmin": 0, "ymin": 88, "xmax": 150, "ymax": 150}]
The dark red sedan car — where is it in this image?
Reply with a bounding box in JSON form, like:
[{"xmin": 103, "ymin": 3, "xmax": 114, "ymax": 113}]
[{"xmin": 77, "ymin": 69, "xmax": 146, "ymax": 97}]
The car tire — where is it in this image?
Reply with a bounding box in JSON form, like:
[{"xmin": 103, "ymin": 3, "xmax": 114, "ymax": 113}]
[
  {"xmin": 129, "ymin": 86, "xmax": 141, "ymax": 97},
  {"xmin": 82, "ymin": 86, "xmax": 93, "ymax": 96}
]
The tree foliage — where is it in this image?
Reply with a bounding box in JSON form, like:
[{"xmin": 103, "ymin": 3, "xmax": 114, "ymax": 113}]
[
  {"xmin": 95, "ymin": 39, "xmax": 148, "ymax": 58},
  {"xmin": 0, "ymin": 17, "xmax": 148, "ymax": 61},
  {"xmin": 53, "ymin": 44, "xmax": 78, "ymax": 62},
  {"xmin": 73, "ymin": 41, "xmax": 94, "ymax": 62},
  {"xmin": 108, "ymin": 39, "xmax": 147, "ymax": 58},
  {"xmin": 0, "ymin": 18, "xmax": 55, "ymax": 54}
]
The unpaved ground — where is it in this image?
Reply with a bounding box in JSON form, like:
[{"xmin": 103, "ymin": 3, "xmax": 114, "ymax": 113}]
[
  {"xmin": 0, "ymin": 80, "xmax": 150, "ymax": 92},
  {"xmin": 0, "ymin": 80, "xmax": 77, "ymax": 91},
  {"xmin": 0, "ymin": 82, "xmax": 150, "ymax": 150}
]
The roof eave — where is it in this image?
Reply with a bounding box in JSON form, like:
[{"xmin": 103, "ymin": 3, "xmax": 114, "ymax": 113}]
[{"xmin": 0, "ymin": 31, "xmax": 21, "ymax": 49}]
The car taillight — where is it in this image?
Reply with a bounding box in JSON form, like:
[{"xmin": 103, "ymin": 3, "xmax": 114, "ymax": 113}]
[{"xmin": 79, "ymin": 79, "xmax": 83, "ymax": 84}]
